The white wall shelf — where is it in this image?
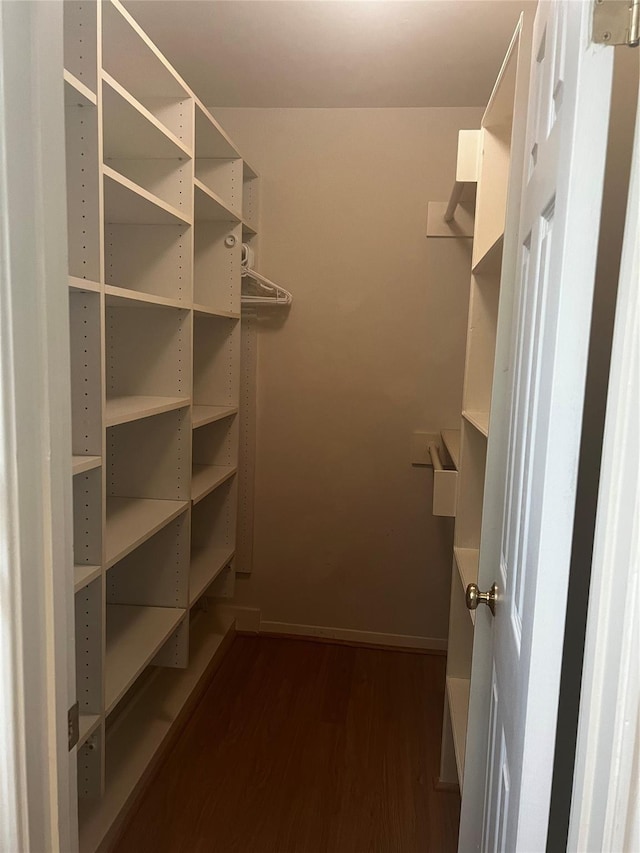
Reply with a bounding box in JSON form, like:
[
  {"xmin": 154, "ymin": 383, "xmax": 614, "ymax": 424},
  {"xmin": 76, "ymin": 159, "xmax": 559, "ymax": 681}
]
[
  {"xmin": 102, "ymin": 72, "xmax": 191, "ymax": 160},
  {"xmin": 78, "ymin": 715, "xmax": 101, "ymax": 750},
  {"xmin": 104, "ymin": 284, "xmax": 185, "ymax": 311},
  {"xmin": 64, "ymin": 1, "xmax": 249, "ymax": 845},
  {"xmin": 74, "ymin": 564, "xmax": 102, "ymax": 594},
  {"xmin": 104, "ymin": 166, "xmax": 191, "ymax": 226},
  {"xmin": 105, "ymin": 497, "xmax": 188, "ymax": 568},
  {"xmin": 72, "ymin": 455, "xmax": 101, "ymax": 476},
  {"xmin": 189, "ymin": 547, "xmax": 235, "ymax": 606},
  {"xmin": 191, "ymin": 465, "xmax": 237, "ymax": 505},
  {"xmin": 104, "ymin": 604, "xmax": 186, "ymax": 714},
  {"xmin": 462, "ymin": 410, "xmax": 489, "ymax": 437},
  {"xmin": 192, "ymin": 405, "xmax": 238, "ymax": 430},
  {"xmin": 64, "ymin": 69, "xmax": 97, "ymax": 107},
  {"xmin": 105, "ymin": 395, "xmax": 190, "ymax": 428},
  {"xmin": 194, "ymin": 178, "xmax": 241, "ymax": 223},
  {"xmin": 68, "ymin": 276, "xmax": 102, "ymax": 294}
]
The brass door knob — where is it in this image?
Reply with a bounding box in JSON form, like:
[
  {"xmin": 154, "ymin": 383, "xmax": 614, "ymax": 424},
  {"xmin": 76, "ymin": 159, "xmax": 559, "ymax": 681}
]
[{"xmin": 466, "ymin": 582, "xmax": 498, "ymax": 616}]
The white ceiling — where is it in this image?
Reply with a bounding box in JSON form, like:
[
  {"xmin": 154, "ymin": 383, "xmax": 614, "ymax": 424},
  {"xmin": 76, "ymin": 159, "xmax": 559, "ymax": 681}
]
[{"xmin": 123, "ymin": 0, "xmax": 534, "ymax": 108}]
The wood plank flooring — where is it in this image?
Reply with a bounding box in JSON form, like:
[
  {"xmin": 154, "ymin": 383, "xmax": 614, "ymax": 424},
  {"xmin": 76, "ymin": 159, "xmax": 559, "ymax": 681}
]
[{"xmin": 113, "ymin": 636, "xmax": 460, "ymax": 853}]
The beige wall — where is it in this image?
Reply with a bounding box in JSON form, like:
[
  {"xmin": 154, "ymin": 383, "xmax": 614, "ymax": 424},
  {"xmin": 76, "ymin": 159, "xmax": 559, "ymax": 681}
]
[{"xmin": 215, "ymin": 107, "xmax": 483, "ymax": 642}]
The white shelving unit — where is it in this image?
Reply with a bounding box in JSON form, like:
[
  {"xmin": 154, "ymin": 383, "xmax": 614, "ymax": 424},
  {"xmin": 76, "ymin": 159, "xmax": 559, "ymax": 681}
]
[
  {"xmin": 62, "ymin": 2, "xmax": 258, "ymax": 848},
  {"xmin": 436, "ymin": 18, "xmax": 532, "ymax": 791}
]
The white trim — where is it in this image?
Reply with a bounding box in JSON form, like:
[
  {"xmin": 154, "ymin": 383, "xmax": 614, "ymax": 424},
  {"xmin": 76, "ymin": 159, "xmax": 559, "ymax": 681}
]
[
  {"xmin": 260, "ymin": 621, "xmax": 447, "ymax": 652},
  {"xmin": 0, "ymin": 2, "xmax": 76, "ymax": 850},
  {"xmin": 567, "ymin": 78, "xmax": 640, "ymax": 853}
]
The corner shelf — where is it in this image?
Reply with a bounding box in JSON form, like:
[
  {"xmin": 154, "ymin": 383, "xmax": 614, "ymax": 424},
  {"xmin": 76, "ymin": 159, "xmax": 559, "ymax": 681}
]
[
  {"xmin": 105, "ymin": 604, "xmax": 186, "ymax": 714},
  {"xmin": 193, "ymin": 304, "xmax": 240, "ymax": 321},
  {"xmin": 191, "ymin": 465, "xmax": 237, "ymax": 505},
  {"xmin": 104, "ymin": 166, "xmax": 192, "ymax": 226},
  {"xmin": 105, "ymin": 395, "xmax": 190, "ymax": 428},
  {"xmin": 189, "ymin": 546, "xmax": 235, "ymax": 605},
  {"xmin": 192, "ymin": 405, "xmax": 238, "ymax": 430},
  {"xmin": 105, "ymin": 497, "xmax": 188, "ymax": 569}
]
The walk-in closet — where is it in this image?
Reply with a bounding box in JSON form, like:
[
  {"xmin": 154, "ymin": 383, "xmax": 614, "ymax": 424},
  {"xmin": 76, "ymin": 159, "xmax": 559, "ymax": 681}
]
[{"xmin": 6, "ymin": 0, "xmax": 636, "ymax": 850}]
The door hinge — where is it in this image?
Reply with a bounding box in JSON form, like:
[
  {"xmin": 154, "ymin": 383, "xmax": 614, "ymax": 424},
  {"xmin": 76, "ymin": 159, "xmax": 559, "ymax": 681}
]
[
  {"xmin": 593, "ymin": 0, "xmax": 640, "ymax": 47},
  {"xmin": 68, "ymin": 700, "xmax": 79, "ymax": 751}
]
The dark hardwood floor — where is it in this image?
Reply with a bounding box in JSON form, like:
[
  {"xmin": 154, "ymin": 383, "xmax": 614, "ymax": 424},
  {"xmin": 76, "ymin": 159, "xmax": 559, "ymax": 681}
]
[{"xmin": 113, "ymin": 636, "xmax": 460, "ymax": 853}]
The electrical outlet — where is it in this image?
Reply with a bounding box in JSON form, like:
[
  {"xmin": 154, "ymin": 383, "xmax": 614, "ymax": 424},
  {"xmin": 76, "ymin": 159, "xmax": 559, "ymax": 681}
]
[{"xmin": 411, "ymin": 431, "xmax": 440, "ymax": 465}]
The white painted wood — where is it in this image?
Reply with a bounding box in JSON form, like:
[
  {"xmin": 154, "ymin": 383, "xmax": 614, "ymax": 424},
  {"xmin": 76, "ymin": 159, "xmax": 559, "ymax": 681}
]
[
  {"xmin": 104, "ymin": 605, "xmax": 186, "ymax": 714},
  {"xmin": 195, "ymin": 158, "xmax": 243, "ymax": 213},
  {"xmin": 456, "ymin": 130, "xmax": 482, "ymax": 182},
  {"xmin": 105, "ymin": 284, "xmax": 184, "ymax": 310},
  {"xmin": 78, "ymin": 715, "xmax": 101, "ymax": 751},
  {"xmin": 105, "ymin": 497, "xmax": 188, "ymax": 568},
  {"xmin": 462, "ymin": 410, "xmax": 489, "ymax": 437},
  {"xmin": 448, "ymin": 676, "xmax": 471, "ymax": 782},
  {"xmin": 102, "ymin": 71, "xmax": 191, "ymax": 159},
  {"xmin": 567, "ymin": 77, "xmax": 640, "ymax": 853},
  {"xmin": 194, "ymin": 177, "xmax": 242, "ymax": 222},
  {"xmin": 460, "ymin": 3, "xmax": 615, "ymax": 849},
  {"xmin": 0, "ymin": 1, "xmax": 77, "ymax": 848},
  {"xmin": 259, "ymin": 621, "xmax": 448, "ymax": 652},
  {"xmin": 64, "ymin": 70, "xmax": 97, "ymax": 108},
  {"xmin": 74, "ymin": 564, "xmax": 102, "ymax": 594},
  {"xmin": 68, "ymin": 275, "xmax": 102, "ymax": 294},
  {"xmin": 191, "ymin": 465, "xmax": 237, "ymax": 505},
  {"xmin": 426, "ymin": 200, "xmax": 475, "ymax": 238},
  {"xmin": 433, "ymin": 468, "xmax": 458, "ymax": 517},
  {"xmin": 72, "ymin": 455, "xmax": 102, "ymax": 475},
  {"xmin": 105, "ymin": 395, "xmax": 190, "ymax": 427},
  {"xmin": 194, "ymin": 221, "xmax": 242, "ymax": 313},
  {"xmin": 192, "ymin": 404, "xmax": 238, "ymax": 429},
  {"xmin": 79, "ymin": 609, "xmax": 235, "ymax": 853},
  {"xmin": 104, "ymin": 165, "xmax": 192, "ymax": 226},
  {"xmin": 190, "ymin": 546, "xmax": 236, "ymax": 606}
]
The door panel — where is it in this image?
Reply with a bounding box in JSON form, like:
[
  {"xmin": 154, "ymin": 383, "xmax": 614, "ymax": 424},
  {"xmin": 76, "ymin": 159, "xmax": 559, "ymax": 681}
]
[{"xmin": 459, "ymin": 2, "xmax": 615, "ymax": 849}]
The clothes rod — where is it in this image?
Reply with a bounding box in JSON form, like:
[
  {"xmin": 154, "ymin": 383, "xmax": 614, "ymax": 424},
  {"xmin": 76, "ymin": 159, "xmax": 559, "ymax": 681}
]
[{"xmin": 428, "ymin": 443, "xmax": 444, "ymax": 471}]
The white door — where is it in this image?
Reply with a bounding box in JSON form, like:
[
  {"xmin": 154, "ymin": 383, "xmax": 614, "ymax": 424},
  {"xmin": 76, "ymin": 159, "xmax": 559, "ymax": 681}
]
[{"xmin": 459, "ymin": 2, "xmax": 615, "ymax": 850}]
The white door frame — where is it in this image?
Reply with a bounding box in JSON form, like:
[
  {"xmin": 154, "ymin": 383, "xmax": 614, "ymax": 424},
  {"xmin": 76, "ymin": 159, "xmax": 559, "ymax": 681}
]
[
  {"xmin": 567, "ymin": 75, "xmax": 640, "ymax": 853},
  {"xmin": 0, "ymin": 1, "xmax": 77, "ymax": 850}
]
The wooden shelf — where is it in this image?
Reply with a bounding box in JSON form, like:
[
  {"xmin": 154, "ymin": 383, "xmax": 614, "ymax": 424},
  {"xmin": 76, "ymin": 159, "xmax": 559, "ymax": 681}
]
[
  {"xmin": 64, "ymin": 69, "xmax": 97, "ymax": 107},
  {"xmin": 447, "ymin": 676, "xmax": 471, "ymax": 784},
  {"xmin": 105, "ymin": 604, "xmax": 186, "ymax": 714},
  {"xmin": 189, "ymin": 546, "xmax": 234, "ymax": 605},
  {"xmin": 79, "ymin": 609, "xmax": 234, "ymax": 853},
  {"xmin": 74, "ymin": 564, "xmax": 102, "ymax": 594},
  {"xmin": 462, "ymin": 410, "xmax": 489, "ymax": 437},
  {"xmin": 78, "ymin": 714, "xmax": 101, "ymax": 749},
  {"xmin": 242, "ymin": 219, "xmax": 257, "ymax": 238},
  {"xmin": 192, "ymin": 405, "xmax": 238, "ymax": 430},
  {"xmin": 102, "ymin": 72, "xmax": 191, "ymax": 160},
  {"xmin": 72, "ymin": 455, "xmax": 101, "ymax": 476},
  {"xmin": 194, "ymin": 178, "xmax": 241, "ymax": 223},
  {"xmin": 191, "ymin": 465, "xmax": 236, "ymax": 505},
  {"xmin": 105, "ymin": 395, "xmax": 190, "ymax": 428},
  {"xmin": 68, "ymin": 276, "xmax": 101, "ymax": 294},
  {"xmin": 105, "ymin": 497, "xmax": 188, "ymax": 569},
  {"xmin": 105, "ymin": 284, "xmax": 185, "ymax": 311},
  {"xmin": 104, "ymin": 166, "xmax": 191, "ymax": 226},
  {"xmin": 441, "ymin": 430, "xmax": 461, "ymax": 470},
  {"xmin": 192, "ymin": 303, "xmax": 240, "ymax": 321}
]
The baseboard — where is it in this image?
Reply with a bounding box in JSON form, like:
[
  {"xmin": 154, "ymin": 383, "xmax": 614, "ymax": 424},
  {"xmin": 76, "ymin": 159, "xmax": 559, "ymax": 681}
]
[{"xmin": 259, "ymin": 620, "xmax": 447, "ymax": 653}]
